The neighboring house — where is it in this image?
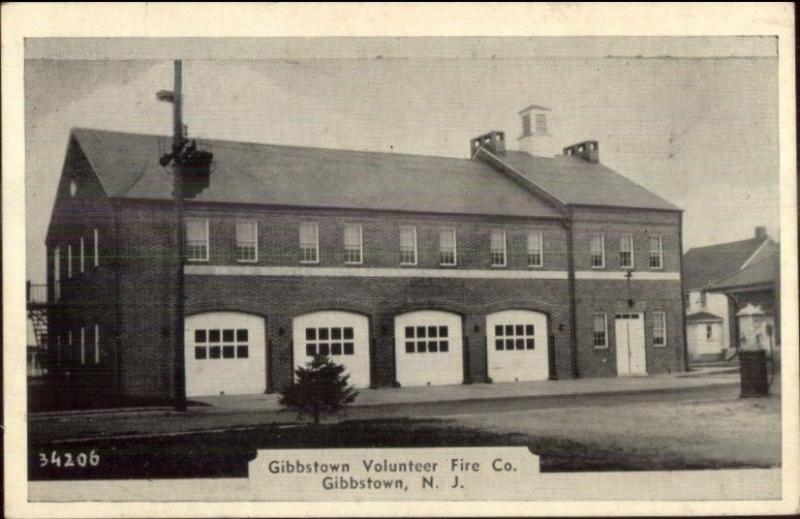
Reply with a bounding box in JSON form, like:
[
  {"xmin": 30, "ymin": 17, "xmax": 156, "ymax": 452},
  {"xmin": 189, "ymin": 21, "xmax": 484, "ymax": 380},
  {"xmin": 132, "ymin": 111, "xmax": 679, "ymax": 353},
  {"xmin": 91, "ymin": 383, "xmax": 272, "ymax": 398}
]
[
  {"xmin": 44, "ymin": 104, "xmax": 685, "ymax": 401},
  {"xmin": 682, "ymin": 227, "xmax": 777, "ymax": 361}
]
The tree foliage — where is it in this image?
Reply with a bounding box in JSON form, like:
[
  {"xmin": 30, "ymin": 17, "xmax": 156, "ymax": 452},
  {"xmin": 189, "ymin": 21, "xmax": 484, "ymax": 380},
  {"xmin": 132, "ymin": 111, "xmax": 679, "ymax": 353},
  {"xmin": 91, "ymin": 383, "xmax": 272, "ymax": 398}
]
[{"xmin": 278, "ymin": 355, "xmax": 358, "ymax": 424}]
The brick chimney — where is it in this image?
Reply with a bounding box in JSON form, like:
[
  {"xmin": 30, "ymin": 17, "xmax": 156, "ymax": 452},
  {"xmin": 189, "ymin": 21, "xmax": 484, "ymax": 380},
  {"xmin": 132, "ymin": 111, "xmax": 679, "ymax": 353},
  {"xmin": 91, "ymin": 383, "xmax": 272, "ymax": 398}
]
[
  {"xmin": 470, "ymin": 131, "xmax": 506, "ymax": 157},
  {"xmin": 755, "ymin": 226, "xmax": 768, "ymax": 240},
  {"xmin": 563, "ymin": 140, "xmax": 599, "ymax": 163}
]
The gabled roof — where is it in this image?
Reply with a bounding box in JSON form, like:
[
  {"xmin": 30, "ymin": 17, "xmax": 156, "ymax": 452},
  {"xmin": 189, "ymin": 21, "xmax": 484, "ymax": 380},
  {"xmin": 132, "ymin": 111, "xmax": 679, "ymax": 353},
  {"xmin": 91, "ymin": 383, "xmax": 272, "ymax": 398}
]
[
  {"xmin": 686, "ymin": 311, "xmax": 724, "ymax": 323},
  {"xmin": 70, "ymin": 128, "xmax": 564, "ymax": 219},
  {"xmin": 496, "ymin": 150, "xmax": 681, "ymax": 211},
  {"xmin": 708, "ymin": 252, "xmax": 779, "ymax": 293},
  {"xmin": 683, "ymin": 237, "xmax": 771, "ymax": 291}
]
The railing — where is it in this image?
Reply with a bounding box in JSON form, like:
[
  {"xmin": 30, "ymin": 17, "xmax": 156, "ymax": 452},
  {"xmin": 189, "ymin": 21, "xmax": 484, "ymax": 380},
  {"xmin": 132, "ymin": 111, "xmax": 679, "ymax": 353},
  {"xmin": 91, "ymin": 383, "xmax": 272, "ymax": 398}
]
[{"xmin": 26, "ymin": 282, "xmax": 49, "ymax": 305}]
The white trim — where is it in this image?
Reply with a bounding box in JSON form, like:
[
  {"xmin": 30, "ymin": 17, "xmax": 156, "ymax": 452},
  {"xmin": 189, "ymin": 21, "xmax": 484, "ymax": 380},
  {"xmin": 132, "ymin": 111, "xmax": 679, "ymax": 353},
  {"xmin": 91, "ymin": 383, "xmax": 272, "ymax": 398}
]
[
  {"xmin": 79, "ymin": 237, "xmax": 85, "ymax": 273},
  {"xmin": 490, "ymin": 229, "xmax": 507, "ymax": 267},
  {"xmin": 235, "ymin": 219, "xmax": 258, "ymax": 263},
  {"xmin": 740, "ymin": 239, "xmax": 770, "ymax": 270},
  {"xmin": 93, "ymin": 228, "xmax": 99, "ymax": 267},
  {"xmin": 299, "ymin": 221, "xmax": 319, "ymax": 264},
  {"xmin": 186, "ymin": 264, "xmax": 569, "ymax": 280},
  {"xmin": 399, "ymin": 225, "xmax": 418, "ymax": 266},
  {"xmin": 67, "ymin": 244, "xmax": 73, "ymax": 278},
  {"xmin": 94, "ymin": 324, "xmax": 100, "ymax": 364},
  {"xmin": 575, "ymin": 270, "xmax": 680, "ymax": 281},
  {"xmin": 619, "ymin": 234, "xmax": 634, "ymax": 269},
  {"xmin": 343, "ymin": 223, "xmax": 363, "ymax": 265},
  {"xmin": 589, "ymin": 234, "xmax": 605, "ymax": 269}
]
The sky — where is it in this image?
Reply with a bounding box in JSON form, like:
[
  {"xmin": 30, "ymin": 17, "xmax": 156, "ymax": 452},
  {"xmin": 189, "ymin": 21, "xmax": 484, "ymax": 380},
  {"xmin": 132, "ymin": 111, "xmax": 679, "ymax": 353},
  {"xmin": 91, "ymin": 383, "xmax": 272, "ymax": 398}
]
[{"xmin": 25, "ymin": 39, "xmax": 779, "ymax": 284}]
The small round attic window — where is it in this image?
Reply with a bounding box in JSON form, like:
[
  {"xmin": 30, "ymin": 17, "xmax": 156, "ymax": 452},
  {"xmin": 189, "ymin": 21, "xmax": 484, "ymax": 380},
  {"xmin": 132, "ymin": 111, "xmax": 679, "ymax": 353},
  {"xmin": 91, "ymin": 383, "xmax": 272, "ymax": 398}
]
[{"xmin": 69, "ymin": 179, "xmax": 78, "ymax": 197}]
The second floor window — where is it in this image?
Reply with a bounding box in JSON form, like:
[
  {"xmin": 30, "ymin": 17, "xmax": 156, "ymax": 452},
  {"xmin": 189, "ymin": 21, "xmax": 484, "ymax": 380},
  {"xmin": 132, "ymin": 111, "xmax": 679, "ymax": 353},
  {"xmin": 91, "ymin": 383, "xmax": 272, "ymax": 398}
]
[
  {"xmin": 620, "ymin": 234, "xmax": 634, "ymax": 268},
  {"xmin": 399, "ymin": 225, "xmax": 417, "ymax": 265},
  {"xmin": 236, "ymin": 220, "xmax": 258, "ymax": 263},
  {"xmin": 527, "ymin": 231, "xmax": 543, "ymax": 267},
  {"xmin": 344, "ymin": 224, "xmax": 363, "ymax": 264},
  {"xmin": 649, "ymin": 236, "xmax": 663, "ymax": 269},
  {"xmin": 299, "ymin": 222, "xmax": 319, "ymax": 263},
  {"xmin": 490, "ymin": 230, "xmax": 506, "ymax": 267},
  {"xmin": 439, "ymin": 229, "xmax": 457, "ymax": 266},
  {"xmin": 186, "ymin": 218, "xmax": 209, "ymax": 261},
  {"xmin": 589, "ymin": 234, "xmax": 605, "ymax": 268}
]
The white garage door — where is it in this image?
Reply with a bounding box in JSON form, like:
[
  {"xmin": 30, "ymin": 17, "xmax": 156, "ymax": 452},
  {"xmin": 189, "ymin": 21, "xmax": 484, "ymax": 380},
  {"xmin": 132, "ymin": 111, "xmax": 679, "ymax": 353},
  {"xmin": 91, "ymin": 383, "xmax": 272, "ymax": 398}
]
[
  {"xmin": 486, "ymin": 310, "xmax": 549, "ymax": 382},
  {"xmin": 394, "ymin": 310, "xmax": 463, "ymax": 387},
  {"xmin": 292, "ymin": 311, "xmax": 371, "ymax": 389},
  {"xmin": 185, "ymin": 312, "xmax": 267, "ymax": 397}
]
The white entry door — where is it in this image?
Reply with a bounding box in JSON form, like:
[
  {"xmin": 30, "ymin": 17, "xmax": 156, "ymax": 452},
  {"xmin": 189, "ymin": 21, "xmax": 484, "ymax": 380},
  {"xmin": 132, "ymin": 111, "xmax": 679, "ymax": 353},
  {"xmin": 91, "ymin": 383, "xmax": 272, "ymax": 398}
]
[
  {"xmin": 394, "ymin": 310, "xmax": 463, "ymax": 386},
  {"xmin": 486, "ymin": 310, "xmax": 549, "ymax": 382},
  {"xmin": 185, "ymin": 312, "xmax": 267, "ymax": 397},
  {"xmin": 292, "ymin": 311, "xmax": 371, "ymax": 389},
  {"xmin": 614, "ymin": 313, "xmax": 647, "ymax": 376}
]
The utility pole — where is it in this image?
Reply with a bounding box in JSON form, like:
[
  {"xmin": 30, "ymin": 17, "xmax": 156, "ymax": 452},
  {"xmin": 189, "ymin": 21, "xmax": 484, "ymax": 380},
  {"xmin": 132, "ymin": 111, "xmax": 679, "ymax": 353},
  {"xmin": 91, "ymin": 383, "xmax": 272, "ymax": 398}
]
[{"xmin": 172, "ymin": 60, "xmax": 188, "ymax": 412}]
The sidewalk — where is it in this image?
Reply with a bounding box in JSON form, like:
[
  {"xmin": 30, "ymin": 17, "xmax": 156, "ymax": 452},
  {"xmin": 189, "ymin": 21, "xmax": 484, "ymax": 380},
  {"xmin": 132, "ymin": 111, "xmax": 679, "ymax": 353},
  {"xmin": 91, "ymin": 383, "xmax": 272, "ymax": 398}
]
[{"xmin": 29, "ymin": 368, "xmax": 742, "ymax": 443}]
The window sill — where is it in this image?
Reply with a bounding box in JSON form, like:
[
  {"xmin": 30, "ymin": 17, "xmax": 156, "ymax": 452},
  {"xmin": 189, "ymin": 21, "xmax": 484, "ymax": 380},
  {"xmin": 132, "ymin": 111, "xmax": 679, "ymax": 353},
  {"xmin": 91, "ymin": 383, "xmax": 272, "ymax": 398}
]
[
  {"xmin": 528, "ymin": 264, "xmax": 544, "ymax": 269},
  {"xmin": 593, "ymin": 345, "xmax": 608, "ymax": 350},
  {"xmin": 590, "ymin": 266, "xmax": 606, "ymax": 270}
]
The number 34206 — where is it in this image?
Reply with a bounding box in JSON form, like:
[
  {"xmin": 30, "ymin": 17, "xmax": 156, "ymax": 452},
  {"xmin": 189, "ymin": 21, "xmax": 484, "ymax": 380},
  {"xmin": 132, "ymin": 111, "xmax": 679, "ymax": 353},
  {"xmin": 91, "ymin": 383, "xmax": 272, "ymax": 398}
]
[{"xmin": 38, "ymin": 450, "xmax": 100, "ymax": 468}]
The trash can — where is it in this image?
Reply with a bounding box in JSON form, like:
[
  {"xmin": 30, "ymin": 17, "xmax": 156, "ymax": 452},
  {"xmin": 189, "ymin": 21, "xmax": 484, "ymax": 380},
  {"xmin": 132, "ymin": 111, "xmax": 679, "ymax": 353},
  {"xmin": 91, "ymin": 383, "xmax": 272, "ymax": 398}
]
[{"xmin": 739, "ymin": 349, "xmax": 768, "ymax": 397}]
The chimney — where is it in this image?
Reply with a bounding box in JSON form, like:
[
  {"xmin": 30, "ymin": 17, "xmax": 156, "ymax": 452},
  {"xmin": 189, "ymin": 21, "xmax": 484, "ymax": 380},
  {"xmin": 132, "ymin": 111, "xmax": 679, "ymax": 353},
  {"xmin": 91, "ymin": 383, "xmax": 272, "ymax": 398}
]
[
  {"xmin": 755, "ymin": 226, "xmax": 768, "ymax": 240},
  {"xmin": 470, "ymin": 131, "xmax": 506, "ymax": 157},
  {"xmin": 517, "ymin": 104, "xmax": 557, "ymax": 157},
  {"xmin": 563, "ymin": 140, "xmax": 599, "ymax": 163}
]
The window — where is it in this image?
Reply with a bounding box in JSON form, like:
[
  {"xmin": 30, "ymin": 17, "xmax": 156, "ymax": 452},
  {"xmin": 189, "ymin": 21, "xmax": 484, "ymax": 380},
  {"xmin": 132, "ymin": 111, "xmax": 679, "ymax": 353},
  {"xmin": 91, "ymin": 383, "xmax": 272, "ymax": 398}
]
[
  {"xmin": 649, "ymin": 235, "xmax": 663, "ymax": 269},
  {"xmin": 193, "ymin": 328, "xmax": 250, "ymax": 360},
  {"xmin": 403, "ymin": 325, "xmax": 449, "ymax": 354},
  {"xmin": 589, "ymin": 234, "xmax": 605, "ymax": 268},
  {"xmin": 94, "ymin": 324, "xmax": 100, "ymax": 364},
  {"xmin": 653, "ymin": 312, "xmax": 666, "ymax": 346},
  {"xmin": 236, "ymin": 220, "xmax": 258, "ymax": 263},
  {"xmin": 79, "ymin": 237, "xmax": 85, "ymax": 273},
  {"xmin": 494, "ymin": 323, "xmax": 536, "ymax": 351},
  {"xmin": 521, "ymin": 114, "xmax": 532, "ymax": 136},
  {"xmin": 299, "ymin": 222, "xmax": 319, "ymax": 263},
  {"xmin": 67, "ymin": 244, "xmax": 73, "ymax": 278},
  {"xmin": 706, "ymin": 324, "xmax": 713, "ymax": 340},
  {"xmin": 620, "ymin": 234, "xmax": 634, "ymax": 268},
  {"xmin": 527, "ymin": 231, "xmax": 543, "ymax": 267},
  {"xmin": 185, "ymin": 218, "xmax": 209, "ymax": 261},
  {"xmin": 439, "ymin": 229, "xmax": 457, "ymax": 266},
  {"xmin": 80, "ymin": 326, "xmax": 86, "ymax": 365},
  {"xmin": 305, "ymin": 327, "xmax": 355, "ymax": 357},
  {"xmin": 535, "ymin": 113, "xmax": 547, "ymax": 134},
  {"xmin": 53, "ymin": 247, "xmax": 61, "ymax": 301},
  {"xmin": 344, "ymin": 224, "xmax": 363, "ymax": 264},
  {"xmin": 490, "ymin": 230, "xmax": 506, "ymax": 267},
  {"xmin": 399, "ymin": 226, "xmax": 417, "ymax": 265},
  {"xmin": 699, "ymin": 291, "xmax": 707, "ymax": 308},
  {"xmin": 592, "ymin": 314, "xmax": 607, "ymax": 348},
  {"xmin": 93, "ymin": 228, "xmax": 99, "ymax": 267}
]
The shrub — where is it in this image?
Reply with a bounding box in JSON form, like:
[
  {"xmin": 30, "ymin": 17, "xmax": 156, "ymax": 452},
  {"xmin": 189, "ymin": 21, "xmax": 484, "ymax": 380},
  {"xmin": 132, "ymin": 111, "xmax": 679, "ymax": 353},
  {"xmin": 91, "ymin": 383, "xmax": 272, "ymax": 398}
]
[{"xmin": 278, "ymin": 355, "xmax": 358, "ymax": 424}]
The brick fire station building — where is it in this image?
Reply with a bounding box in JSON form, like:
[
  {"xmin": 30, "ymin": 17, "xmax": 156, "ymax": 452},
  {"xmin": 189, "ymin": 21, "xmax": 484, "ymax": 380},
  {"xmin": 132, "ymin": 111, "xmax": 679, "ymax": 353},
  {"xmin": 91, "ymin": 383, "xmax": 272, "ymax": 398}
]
[{"xmin": 45, "ymin": 105, "xmax": 686, "ymax": 399}]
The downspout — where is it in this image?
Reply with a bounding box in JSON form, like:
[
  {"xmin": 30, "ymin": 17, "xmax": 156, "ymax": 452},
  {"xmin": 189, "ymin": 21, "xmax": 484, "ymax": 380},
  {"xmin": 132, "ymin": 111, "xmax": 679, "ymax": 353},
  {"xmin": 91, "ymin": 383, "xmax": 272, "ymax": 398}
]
[
  {"xmin": 561, "ymin": 215, "xmax": 579, "ymax": 379},
  {"xmin": 678, "ymin": 211, "xmax": 690, "ymax": 372}
]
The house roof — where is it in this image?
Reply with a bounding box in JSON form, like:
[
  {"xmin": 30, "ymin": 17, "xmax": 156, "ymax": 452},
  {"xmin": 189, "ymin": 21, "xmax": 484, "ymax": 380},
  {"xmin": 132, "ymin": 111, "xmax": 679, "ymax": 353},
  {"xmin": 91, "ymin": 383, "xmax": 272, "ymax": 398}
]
[
  {"xmin": 683, "ymin": 237, "xmax": 770, "ymax": 291},
  {"xmin": 686, "ymin": 311, "xmax": 724, "ymax": 323},
  {"xmin": 708, "ymin": 253, "xmax": 779, "ymax": 293},
  {"xmin": 70, "ymin": 128, "xmax": 564, "ymax": 219},
  {"xmin": 497, "ymin": 150, "xmax": 681, "ymax": 211}
]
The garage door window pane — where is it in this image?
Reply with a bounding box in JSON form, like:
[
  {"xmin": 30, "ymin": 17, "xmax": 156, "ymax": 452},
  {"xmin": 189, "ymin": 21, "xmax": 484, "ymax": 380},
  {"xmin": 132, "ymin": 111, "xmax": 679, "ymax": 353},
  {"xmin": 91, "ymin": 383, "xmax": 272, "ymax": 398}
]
[
  {"xmin": 236, "ymin": 345, "xmax": 249, "ymax": 358},
  {"xmin": 319, "ymin": 328, "xmax": 329, "ymax": 340},
  {"xmin": 406, "ymin": 342, "xmax": 415, "ymax": 353},
  {"xmin": 344, "ymin": 342, "xmax": 354, "ymax": 355},
  {"xmin": 331, "ymin": 343, "xmax": 342, "ymax": 355},
  {"xmin": 439, "ymin": 340, "xmax": 449, "ymax": 352},
  {"xmin": 439, "ymin": 326, "xmax": 448, "ymax": 337},
  {"xmin": 515, "ymin": 339, "xmax": 525, "ymax": 350},
  {"xmin": 428, "ymin": 326, "xmax": 438, "ymax": 338},
  {"xmin": 306, "ymin": 343, "xmax": 316, "ymax": 356},
  {"xmin": 237, "ymin": 329, "xmax": 248, "ymax": 342},
  {"xmin": 495, "ymin": 322, "xmax": 537, "ymax": 353},
  {"xmin": 195, "ymin": 347, "xmax": 207, "ymax": 359},
  {"xmin": 223, "ymin": 346, "xmax": 235, "ymax": 358},
  {"xmin": 223, "ymin": 329, "xmax": 234, "ymax": 342},
  {"xmin": 495, "ymin": 325, "xmax": 504, "ymax": 336},
  {"xmin": 195, "ymin": 330, "xmax": 207, "ymax": 343},
  {"xmin": 416, "ymin": 326, "xmax": 426, "ymax": 338},
  {"xmin": 318, "ymin": 343, "xmax": 329, "ymax": 355},
  {"xmin": 306, "ymin": 328, "xmax": 316, "ymax": 340},
  {"xmin": 495, "ymin": 339, "xmax": 503, "ymax": 350},
  {"xmin": 416, "ymin": 342, "xmax": 426, "ymax": 353},
  {"xmin": 209, "ymin": 330, "xmax": 221, "ymax": 342},
  {"xmin": 428, "ymin": 340, "xmax": 438, "ymax": 352},
  {"xmin": 331, "ymin": 328, "xmax": 342, "ymax": 340},
  {"xmin": 526, "ymin": 324, "xmax": 535, "ymax": 335},
  {"xmin": 405, "ymin": 326, "xmax": 415, "ymax": 338},
  {"xmin": 526, "ymin": 339, "xmax": 535, "ymax": 350},
  {"xmin": 343, "ymin": 328, "xmax": 354, "ymax": 340},
  {"xmin": 209, "ymin": 346, "xmax": 221, "ymax": 359}
]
